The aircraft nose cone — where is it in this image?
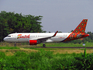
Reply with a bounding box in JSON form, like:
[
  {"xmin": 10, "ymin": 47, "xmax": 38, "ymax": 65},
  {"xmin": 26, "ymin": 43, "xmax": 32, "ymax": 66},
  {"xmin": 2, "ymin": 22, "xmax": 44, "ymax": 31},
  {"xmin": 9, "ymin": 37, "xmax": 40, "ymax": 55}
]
[
  {"xmin": 3, "ymin": 37, "xmax": 7, "ymax": 41},
  {"xmin": 3, "ymin": 38, "xmax": 5, "ymax": 41}
]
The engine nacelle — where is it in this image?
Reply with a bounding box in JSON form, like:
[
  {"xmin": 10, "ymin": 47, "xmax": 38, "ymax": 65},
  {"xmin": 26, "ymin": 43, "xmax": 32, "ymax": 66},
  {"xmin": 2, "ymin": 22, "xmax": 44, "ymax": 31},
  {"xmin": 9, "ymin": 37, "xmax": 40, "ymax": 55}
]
[{"xmin": 29, "ymin": 40, "xmax": 37, "ymax": 45}]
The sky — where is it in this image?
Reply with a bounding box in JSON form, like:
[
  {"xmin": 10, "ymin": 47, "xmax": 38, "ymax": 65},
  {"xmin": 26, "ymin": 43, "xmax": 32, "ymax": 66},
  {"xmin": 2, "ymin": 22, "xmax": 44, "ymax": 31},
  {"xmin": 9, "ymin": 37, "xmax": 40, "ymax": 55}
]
[{"xmin": 0, "ymin": 0, "xmax": 93, "ymax": 32}]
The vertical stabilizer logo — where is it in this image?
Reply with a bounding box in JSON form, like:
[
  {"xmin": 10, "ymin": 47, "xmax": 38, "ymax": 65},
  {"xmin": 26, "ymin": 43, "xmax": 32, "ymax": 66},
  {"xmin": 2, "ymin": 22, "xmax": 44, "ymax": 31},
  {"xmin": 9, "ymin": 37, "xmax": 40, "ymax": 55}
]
[{"xmin": 17, "ymin": 34, "xmax": 30, "ymax": 39}]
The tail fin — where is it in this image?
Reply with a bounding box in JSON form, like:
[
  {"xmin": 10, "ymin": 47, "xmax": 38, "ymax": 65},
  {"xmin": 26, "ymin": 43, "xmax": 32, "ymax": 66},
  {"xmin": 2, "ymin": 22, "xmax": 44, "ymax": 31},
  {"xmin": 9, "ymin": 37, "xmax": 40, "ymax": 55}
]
[
  {"xmin": 63, "ymin": 19, "xmax": 89, "ymax": 42},
  {"xmin": 72, "ymin": 19, "xmax": 88, "ymax": 33}
]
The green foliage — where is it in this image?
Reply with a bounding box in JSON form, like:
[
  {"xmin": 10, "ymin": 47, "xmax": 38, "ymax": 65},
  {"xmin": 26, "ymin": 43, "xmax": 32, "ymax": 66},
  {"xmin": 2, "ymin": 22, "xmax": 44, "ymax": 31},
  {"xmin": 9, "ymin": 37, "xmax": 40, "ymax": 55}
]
[
  {"xmin": 0, "ymin": 52, "xmax": 5, "ymax": 58},
  {"xmin": 0, "ymin": 52, "xmax": 6, "ymax": 70},
  {"xmin": 51, "ymin": 55, "xmax": 75, "ymax": 70},
  {"xmin": 0, "ymin": 49, "xmax": 93, "ymax": 70},
  {"xmin": 74, "ymin": 53, "xmax": 93, "ymax": 69},
  {"xmin": 0, "ymin": 11, "xmax": 43, "ymax": 41},
  {"xmin": 70, "ymin": 39, "xmax": 82, "ymax": 44},
  {"xmin": 0, "ymin": 47, "xmax": 20, "ymax": 49},
  {"xmin": 85, "ymin": 32, "xmax": 93, "ymax": 42}
]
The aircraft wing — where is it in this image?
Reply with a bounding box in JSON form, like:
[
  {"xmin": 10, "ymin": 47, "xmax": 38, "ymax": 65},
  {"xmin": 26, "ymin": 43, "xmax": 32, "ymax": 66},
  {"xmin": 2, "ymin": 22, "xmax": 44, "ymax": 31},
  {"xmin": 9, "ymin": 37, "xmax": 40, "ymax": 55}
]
[{"xmin": 30, "ymin": 31, "xmax": 58, "ymax": 43}]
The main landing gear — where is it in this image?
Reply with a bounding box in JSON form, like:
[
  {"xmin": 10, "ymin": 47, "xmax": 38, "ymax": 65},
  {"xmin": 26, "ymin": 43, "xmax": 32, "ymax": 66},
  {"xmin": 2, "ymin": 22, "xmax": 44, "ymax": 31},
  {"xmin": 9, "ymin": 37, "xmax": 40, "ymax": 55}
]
[{"xmin": 43, "ymin": 43, "xmax": 46, "ymax": 47}]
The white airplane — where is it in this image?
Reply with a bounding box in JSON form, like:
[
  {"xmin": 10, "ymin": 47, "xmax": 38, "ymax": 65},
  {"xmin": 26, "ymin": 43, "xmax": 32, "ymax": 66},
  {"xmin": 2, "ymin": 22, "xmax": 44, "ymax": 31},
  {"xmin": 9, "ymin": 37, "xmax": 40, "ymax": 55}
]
[{"xmin": 4, "ymin": 19, "xmax": 89, "ymax": 46}]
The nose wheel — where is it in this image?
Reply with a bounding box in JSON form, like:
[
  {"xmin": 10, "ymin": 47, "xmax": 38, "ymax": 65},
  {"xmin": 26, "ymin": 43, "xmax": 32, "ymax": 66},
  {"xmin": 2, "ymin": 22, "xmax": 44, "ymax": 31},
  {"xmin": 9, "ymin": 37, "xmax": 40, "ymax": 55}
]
[{"xmin": 14, "ymin": 42, "xmax": 16, "ymax": 47}]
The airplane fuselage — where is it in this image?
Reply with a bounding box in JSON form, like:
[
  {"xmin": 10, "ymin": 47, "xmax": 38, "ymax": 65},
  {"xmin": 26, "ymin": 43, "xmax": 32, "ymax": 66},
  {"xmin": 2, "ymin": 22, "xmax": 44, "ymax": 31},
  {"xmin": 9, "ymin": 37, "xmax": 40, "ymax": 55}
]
[{"xmin": 4, "ymin": 33, "xmax": 70, "ymax": 43}]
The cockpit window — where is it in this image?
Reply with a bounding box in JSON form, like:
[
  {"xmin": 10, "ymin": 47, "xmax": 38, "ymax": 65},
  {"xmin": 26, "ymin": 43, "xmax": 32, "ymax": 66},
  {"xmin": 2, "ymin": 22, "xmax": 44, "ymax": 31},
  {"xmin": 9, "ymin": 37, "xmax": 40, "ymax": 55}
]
[{"xmin": 7, "ymin": 35, "xmax": 11, "ymax": 37}]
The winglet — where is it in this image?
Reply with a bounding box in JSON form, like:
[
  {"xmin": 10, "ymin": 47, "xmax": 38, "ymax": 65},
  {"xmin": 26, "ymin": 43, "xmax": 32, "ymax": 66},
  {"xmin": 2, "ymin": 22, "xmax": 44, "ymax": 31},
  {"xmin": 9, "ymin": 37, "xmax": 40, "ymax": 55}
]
[{"xmin": 52, "ymin": 31, "xmax": 58, "ymax": 37}]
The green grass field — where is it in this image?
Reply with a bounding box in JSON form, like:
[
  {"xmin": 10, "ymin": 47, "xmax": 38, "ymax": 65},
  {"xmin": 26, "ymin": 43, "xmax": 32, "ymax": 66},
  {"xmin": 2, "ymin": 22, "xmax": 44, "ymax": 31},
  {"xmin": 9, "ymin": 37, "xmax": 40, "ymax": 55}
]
[
  {"xmin": 0, "ymin": 47, "xmax": 93, "ymax": 70},
  {"xmin": 0, "ymin": 42, "xmax": 93, "ymax": 55},
  {"xmin": 0, "ymin": 42, "xmax": 93, "ymax": 47},
  {"xmin": 0, "ymin": 42, "xmax": 93, "ymax": 69},
  {"xmin": 39, "ymin": 42, "xmax": 93, "ymax": 47}
]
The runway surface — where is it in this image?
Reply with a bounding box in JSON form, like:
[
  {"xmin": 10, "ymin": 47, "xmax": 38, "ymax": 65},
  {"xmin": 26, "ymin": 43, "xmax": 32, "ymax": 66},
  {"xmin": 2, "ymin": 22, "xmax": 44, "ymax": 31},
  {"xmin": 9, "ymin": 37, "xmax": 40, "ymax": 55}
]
[{"xmin": 23, "ymin": 47, "xmax": 93, "ymax": 49}]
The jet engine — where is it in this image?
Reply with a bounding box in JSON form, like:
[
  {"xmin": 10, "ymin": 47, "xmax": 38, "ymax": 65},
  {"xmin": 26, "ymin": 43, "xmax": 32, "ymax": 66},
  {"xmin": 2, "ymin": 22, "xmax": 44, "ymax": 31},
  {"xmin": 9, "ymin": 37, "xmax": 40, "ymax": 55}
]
[{"xmin": 29, "ymin": 40, "xmax": 37, "ymax": 45}]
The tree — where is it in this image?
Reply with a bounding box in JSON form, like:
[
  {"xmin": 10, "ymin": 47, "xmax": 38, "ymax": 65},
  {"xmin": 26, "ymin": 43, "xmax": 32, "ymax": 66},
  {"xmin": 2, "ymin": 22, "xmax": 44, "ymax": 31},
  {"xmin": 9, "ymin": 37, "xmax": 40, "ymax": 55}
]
[
  {"xmin": 0, "ymin": 11, "xmax": 43, "ymax": 41},
  {"xmin": 0, "ymin": 11, "xmax": 9, "ymax": 41}
]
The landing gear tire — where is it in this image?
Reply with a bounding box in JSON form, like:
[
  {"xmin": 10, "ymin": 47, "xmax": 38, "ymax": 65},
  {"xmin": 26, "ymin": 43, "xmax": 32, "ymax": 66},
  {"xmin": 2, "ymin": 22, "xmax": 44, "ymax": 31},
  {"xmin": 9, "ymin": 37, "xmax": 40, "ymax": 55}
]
[
  {"xmin": 14, "ymin": 42, "xmax": 16, "ymax": 47},
  {"xmin": 43, "ymin": 43, "xmax": 46, "ymax": 47}
]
